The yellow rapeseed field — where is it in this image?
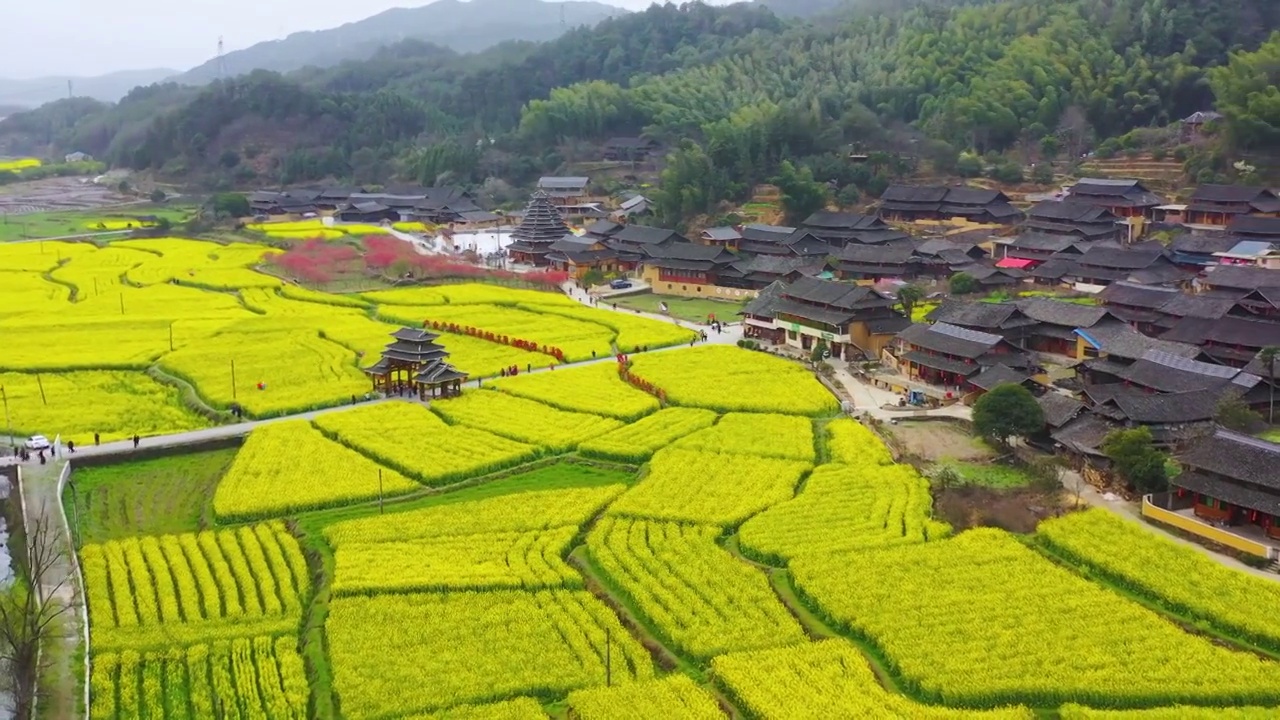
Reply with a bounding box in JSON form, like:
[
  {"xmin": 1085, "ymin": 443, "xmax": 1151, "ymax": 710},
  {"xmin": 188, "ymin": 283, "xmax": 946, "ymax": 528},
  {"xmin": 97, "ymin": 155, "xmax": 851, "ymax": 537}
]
[{"xmin": 0, "ymin": 157, "xmax": 41, "ymax": 171}]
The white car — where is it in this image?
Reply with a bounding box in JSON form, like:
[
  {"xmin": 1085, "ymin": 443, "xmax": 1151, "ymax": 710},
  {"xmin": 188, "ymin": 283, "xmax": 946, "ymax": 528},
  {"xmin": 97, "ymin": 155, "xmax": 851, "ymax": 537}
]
[{"xmin": 24, "ymin": 435, "xmax": 50, "ymax": 451}]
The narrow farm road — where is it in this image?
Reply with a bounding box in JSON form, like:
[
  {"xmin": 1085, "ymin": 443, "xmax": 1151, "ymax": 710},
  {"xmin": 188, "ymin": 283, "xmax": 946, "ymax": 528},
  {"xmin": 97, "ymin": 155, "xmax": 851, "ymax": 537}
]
[{"xmin": 17, "ymin": 461, "xmax": 87, "ymax": 720}]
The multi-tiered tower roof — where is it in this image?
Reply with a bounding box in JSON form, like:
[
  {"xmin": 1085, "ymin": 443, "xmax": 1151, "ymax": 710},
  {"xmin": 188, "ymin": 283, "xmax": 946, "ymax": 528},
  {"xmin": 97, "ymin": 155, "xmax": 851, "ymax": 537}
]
[{"xmin": 507, "ymin": 191, "xmax": 572, "ymax": 265}]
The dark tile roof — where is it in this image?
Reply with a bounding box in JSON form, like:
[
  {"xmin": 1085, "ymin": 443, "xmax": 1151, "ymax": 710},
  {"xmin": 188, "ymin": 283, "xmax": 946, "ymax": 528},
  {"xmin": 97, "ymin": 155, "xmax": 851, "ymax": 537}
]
[
  {"xmin": 1157, "ymin": 292, "xmax": 1239, "ymax": 320},
  {"xmin": 1178, "ymin": 428, "xmax": 1280, "ymax": 490},
  {"xmin": 901, "ymin": 350, "xmax": 982, "ymax": 376},
  {"xmin": 898, "ymin": 322, "xmax": 1003, "ymax": 358},
  {"xmin": 1076, "ymin": 243, "xmax": 1165, "ymax": 270},
  {"xmin": 915, "ymin": 238, "xmax": 980, "ymax": 257},
  {"xmin": 1173, "ymin": 470, "xmax": 1280, "ymax": 515},
  {"xmin": 584, "ymin": 219, "xmax": 623, "ymax": 237},
  {"xmin": 881, "ymin": 185, "xmax": 949, "ymax": 203},
  {"xmin": 1169, "ymin": 232, "xmax": 1238, "ymax": 255},
  {"xmin": 1014, "ymin": 297, "xmax": 1110, "ymax": 328},
  {"xmin": 731, "ymin": 255, "xmax": 825, "ymax": 278},
  {"xmin": 1189, "ymin": 184, "xmax": 1279, "ymax": 204},
  {"xmin": 955, "ymin": 264, "xmax": 1027, "ymax": 283},
  {"xmin": 1200, "ymin": 265, "xmax": 1280, "ymax": 291},
  {"xmin": 1098, "ymin": 281, "xmax": 1179, "ymax": 309},
  {"xmin": 925, "ymin": 300, "xmax": 1025, "ymax": 329},
  {"xmin": 643, "ymin": 242, "xmax": 733, "ymax": 262},
  {"xmin": 1030, "ymin": 257, "xmax": 1080, "ymax": 280},
  {"xmin": 969, "ymin": 364, "xmax": 1030, "ymax": 390},
  {"xmin": 1161, "ymin": 315, "xmax": 1280, "ymax": 349},
  {"xmin": 834, "ymin": 242, "xmax": 915, "ymax": 264},
  {"xmin": 1007, "ymin": 233, "xmax": 1083, "ymax": 253},
  {"xmin": 1228, "ymin": 215, "xmax": 1280, "ymax": 238},
  {"xmin": 1038, "ymin": 392, "xmax": 1085, "ymax": 428},
  {"xmin": 1076, "ymin": 321, "xmax": 1201, "ymax": 361},
  {"xmin": 613, "ymin": 225, "xmax": 682, "ymax": 245},
  {"xmin": 1128, "ymin": 260, "xmax": 1192, "ymax": 286},
  {"xmin": 1066, "ymin": 179, "xmax": 1165, "ymax": 208},
  {"xmin": 1027, "ymin": 200, "xmax": 1118, "ymax": 223},
  {"xmin": 1242, "ymin": 350, "xmax": 1280, "ymax": 379},
  {"xmin": 1100, "ymin": 386, "xmax": 1224, "ymax": 424},
  {"xmin": 740, "ymin": 280, "xmax": 786, "ymax": 318},
  {"xmin": 781, "ymin": 277, "xmax": 890, "ymax": 310},
  {"xmin": 866, "ymin": 316, "xmax": 914, "ymax": 335},
  {"xmin": 802, "ymin": 212, "xmax": 886, "ymax": 230},
  {"xmin": 1051, "ymin": 413, "xmax": 1116, "ymax": 455},
  {"xmin": 510, "ymin": 192, "xmax": 570, "ymax": 244},
  {"xmin": 741, "ymin": 224, "xmax": 795, "ymax": 242},
  {"xmin": 1118, "ymin": 350, "xmax": 1259, "ymax": 393},
  {"xmin": 703, "ymin": 226, "xmax": 742, "ymax": 242}
]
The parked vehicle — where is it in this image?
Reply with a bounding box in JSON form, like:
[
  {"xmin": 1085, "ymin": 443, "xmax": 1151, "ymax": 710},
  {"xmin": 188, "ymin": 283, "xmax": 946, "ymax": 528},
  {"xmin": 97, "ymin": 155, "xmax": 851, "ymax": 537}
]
[
  {"xmin": 24, "ymin": 435, "xmax": 50, "ymax": 450},
  {"xmin": 609, "ymin": 279, "xmax": 633, "ymax": 289}
]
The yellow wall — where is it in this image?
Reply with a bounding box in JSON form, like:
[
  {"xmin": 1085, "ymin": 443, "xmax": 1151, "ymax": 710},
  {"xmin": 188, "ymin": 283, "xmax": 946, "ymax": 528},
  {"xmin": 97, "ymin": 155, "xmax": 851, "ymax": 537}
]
[
  {"xmin": 640, "ymin": 266, "xmax": 759, "ymax": 300},
  {"xmin": 1142, "ymin": 497, "xmax": 1276, "ymax": 559}
]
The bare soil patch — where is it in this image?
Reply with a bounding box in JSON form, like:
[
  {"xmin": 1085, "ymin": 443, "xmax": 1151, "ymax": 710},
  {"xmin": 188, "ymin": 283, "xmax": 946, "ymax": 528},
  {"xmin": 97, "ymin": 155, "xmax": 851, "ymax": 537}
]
[
  {"xmin": 935, "ymin": 485, "xmax": 1069, "ymax": 534},
  {"xmin": 888, "ymin": 420, "xmax": 994, "ymax": 463}
]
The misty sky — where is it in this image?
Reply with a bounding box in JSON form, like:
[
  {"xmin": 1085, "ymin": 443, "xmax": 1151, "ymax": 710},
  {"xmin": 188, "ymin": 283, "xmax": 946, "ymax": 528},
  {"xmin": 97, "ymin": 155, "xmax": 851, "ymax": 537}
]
[{"xmin": 4, "ymin": 0, "xmax": 680, "ymax": 79}]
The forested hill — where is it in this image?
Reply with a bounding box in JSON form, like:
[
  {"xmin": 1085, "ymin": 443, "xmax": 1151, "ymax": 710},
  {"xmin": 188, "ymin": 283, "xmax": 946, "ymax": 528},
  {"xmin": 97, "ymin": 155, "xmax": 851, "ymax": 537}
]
[
  {"xmin": 177, "ymin": 0, "xmax": 627, "ymax": 85},
  {"xmin": 2, "ymin": 0, "xmax": 1276, "ymax": 218}
]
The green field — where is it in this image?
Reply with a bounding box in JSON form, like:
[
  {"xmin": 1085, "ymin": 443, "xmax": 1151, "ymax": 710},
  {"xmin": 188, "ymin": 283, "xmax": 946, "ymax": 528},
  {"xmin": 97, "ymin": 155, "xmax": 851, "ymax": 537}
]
[
  {"xmin": 64, "ymin": 448, "xmax": 236, "ymax": 543},
  {"xmin": 0, "ymin": 204, "xmax": 197, "ymax": 242},
  {"xmin": 612, "ymin": 292, "xmax": 745, "ymax": 324},
  {"xmin": 936, "ymin": 461, "xmax": 1033, "ymax": 489}
]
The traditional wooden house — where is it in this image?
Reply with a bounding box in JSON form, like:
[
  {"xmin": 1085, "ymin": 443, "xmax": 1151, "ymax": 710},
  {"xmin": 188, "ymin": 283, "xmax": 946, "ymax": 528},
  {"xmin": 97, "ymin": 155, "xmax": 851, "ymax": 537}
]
[
  {"xmin": 336, "ymin": 201, "xmax": 398, "ymax": 223},
  {"xmin": 1073, "ymin": 321, "xmax": 1201, "ymax": 380},
  {"xmin": 1161, "ymin": 315, "xmax": 1280, "ymax": 367},
  {"xmin": 996, "ymin": 233, "xmax": 1087, "ymax": 266},
  {"xmin": 1180, "ymin": 111, "xmax": 1223, "ymax": 140},
  {"xmin": 913, "ymin": 238, "xmax": 986, "ymax": 277},
  {"xmin": 1014, "ymin": 297, "xmax": 1114, "ymax": 357},
  {"xmin": 701, "ymin": 226, "xmax": 743, "ymax": 249},
  {"xmin": 506, "ymin": 192, "xmax": 572, "ymax": 266},
  {"xmin": 1228, "ymin": 215, "xmax": 1280, "ymax": 242},
  {"xmin": 603, "ymin": 137, "xmax": 659, "ymax": 161},
  {"xmin": 363, "ymin": 327, "xmax": 467, "ymax": 399},
  {"xmin": 1168, "ymin": 232, "xmax": 1238, "ymax": 268},
  {"xmin": 1197, "ymin": 264, "xmax": 1280, "ymax": 295},
  {"xmin": 1024, "ymin": 200, "xmax": 1123, "ymax": 241},
  {"xmin": 878, "ymin": 185, "xmax": 1022, "ymax": 224},
  {"xmin": 1064, "ymin": 178, "xmax": 1166, "ymax": 220},
  {"xmin": 740, "ymin": 281, "xmax": 788, "ymax": 344},
  {"xmin": 895, "ymin": 322, "xmax": 1030, "ymax": 391},
  {"xmin": 413, "ymin": 187, "xmax": 482, "ymax": 224},
  {"xmin": 800, "ymin": 212, "xmax": 910, "ymax": 247},
  {"xmin": 638, "ymin": 242, "xmax": 737, "ymax": 297},
  {"xmin": 545, "ymin": 236, "xmax": 626, "ymax": 280},
  {"xmin": 952, "ymin": 263, "xmax": 1028, "ymax": 289},
  {"xmin": 536, "ymin": 177, "xmax": 591, "ymax": 206},
  {"xmin": 1073, "ymin": 243, "xmax": 1188, "ymax": 288},
  {"xmin": 607, "ymin": 224, "xmax": 684, "ymax": 256},
  {"xmin": 925, "ymin": 301, "xmax": 1038, "ymax": 346},
  {"xmin": 831, "ymin": 241, "xmax": 918, "ymax": 282},
  {"xmin": 739, "ymin": 277, "xmax": 905, "ymax": 358},
  {"xmin": 718, "ymin": 255, "xmax": 825, "ymax": 291},
  {"xmin": 1185, "ymin": 185, "xmax": 1280, "ymax": 227},
  {"xmin": 1166, "ymin": 429, "xmax": 1280, "ymax": 543}
]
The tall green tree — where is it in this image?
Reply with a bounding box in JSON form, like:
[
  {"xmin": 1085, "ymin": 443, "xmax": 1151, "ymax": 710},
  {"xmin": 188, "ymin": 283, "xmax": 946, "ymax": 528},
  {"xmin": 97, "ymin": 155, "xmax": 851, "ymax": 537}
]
[
  {"xmin": 773, "ymin": 160, "xmax": 828, "ymax": 225},
  {"xmin": 896, "ymin": 284, "xmax": 924, "ymax": 321},
  {"xmin": 1209, "ymin": 31, "xmax": 1280, "ymax": 149},
  {"xmin": 1102, "ymin": 427, "xmax": 1170, "ymax": 493},
  {"xmin": 972, "ymin": 384, "xmax": 1045, "ymax": 447}
]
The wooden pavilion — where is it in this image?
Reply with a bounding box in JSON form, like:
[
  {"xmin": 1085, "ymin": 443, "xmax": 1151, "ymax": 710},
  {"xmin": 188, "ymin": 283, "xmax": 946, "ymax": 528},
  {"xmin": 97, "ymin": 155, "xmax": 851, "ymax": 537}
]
[{"xmin": 363, "ymin": 327, "xmax": 468, "ymax": 399}]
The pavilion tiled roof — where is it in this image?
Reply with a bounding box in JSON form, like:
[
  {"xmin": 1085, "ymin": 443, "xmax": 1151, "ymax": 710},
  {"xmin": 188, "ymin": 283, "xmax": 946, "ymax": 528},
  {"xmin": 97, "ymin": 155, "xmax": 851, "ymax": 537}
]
[
  {"xmin": 1076, "ymin": 243, "xmax": 1166, "ymax": 270},
  {"xmin": 740, "ymin": 280, "xmax": 786, "ymax": 318},
  {"xmin": 1066, "ymin": 179, "xmax": 1165, "ymax": 208},
  {"xmin": 1099, "ymin": 386, "xmax": 1224, "ymax": 424},
  {"xmin": 1098, "ymin": 281, "xmax": 1179, "ymax": 309},
  {"xmin": 510, "ymin": 192, "xmax": 570, "ymax": 245},
  {"xmin": 1170, "ymin": 232, "xmax": 1238, "ymax": 255}
]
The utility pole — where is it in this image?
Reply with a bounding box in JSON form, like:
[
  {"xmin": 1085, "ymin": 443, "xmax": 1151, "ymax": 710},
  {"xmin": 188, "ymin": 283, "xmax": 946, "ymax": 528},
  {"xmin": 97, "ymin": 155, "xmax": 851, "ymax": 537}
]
[
  {"xmin": 378, "ymin": 468, "xmax": 384, "ymax": 514},
  {"xmin": 217, "ymin": 37, "xmax": 226, "ymax": 80},
  {"xmin": 1, "ymin": 385, "xmax": 12, "ymax": 451},
  {"xmin": 35, "ymin": 374, "xmax": 47, "ymax": 405},
  {"xmin": 67, "ymin": 79, "xmax": 73, "ymax": 98},
  {"xmin": 605, "ymin": 627, "xmax": 612, "ymax": 687},
  {"xmin": 230, "ymin": 359, "xmax": 237, "ymax": 400},
  {"xmin": 168, "ymin": 322, "xmax": 174, "ymax": 352}
]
